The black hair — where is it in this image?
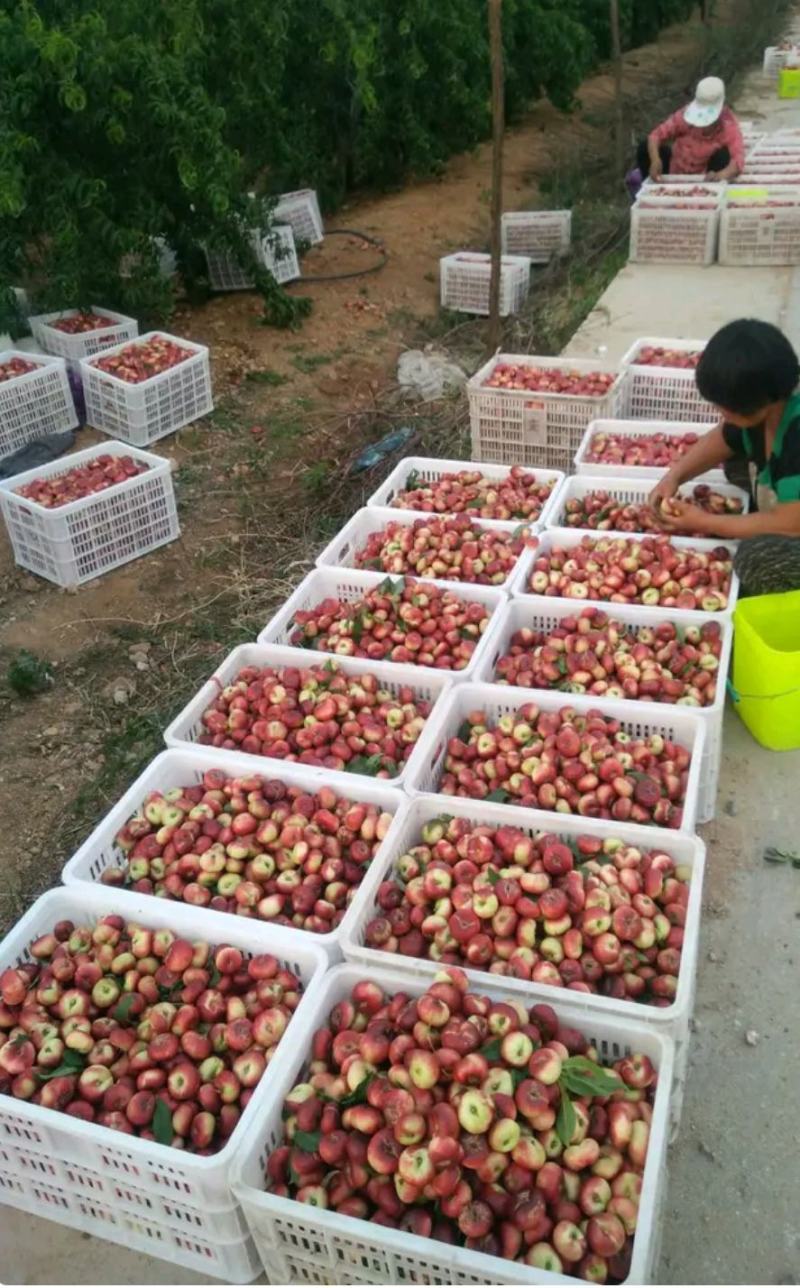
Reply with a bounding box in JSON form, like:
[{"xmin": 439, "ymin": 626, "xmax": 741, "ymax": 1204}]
[{"xmin": 696, "ymin": 319, "xmax": 800, "ymax": 415}]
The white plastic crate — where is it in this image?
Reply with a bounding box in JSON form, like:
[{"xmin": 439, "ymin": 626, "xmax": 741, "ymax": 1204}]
[
  {"xmin": 617, "ymin": 337, "xmax": 713, "ymax": 422},
  {"xmin": 630, "ymin": 199, "xmax": 720, "ymax": 266},
  {"xmin": 119, "ymin": 238, "xmax": 178, "ymax": 281},
  {"xmin": 162, "ymin": 642, "xmax": 453, "ymax": 790},
  {"xmin": 439, "ymin": 253, "xmax": 531, "ymax": 317},
  {"xmin": 763, "ymin": 46, "xmax": 800, "ymax": 76},
  {"xmin": 0, "ymin": 1132, "xmax": 250, "ymax": 1241},
  {"xmin": 206, "ymin": 225, "xmax": 300, "ymax": 290},
  {"xmin": 61, "ymin": 747, "xmax": 407, "ymax": 963},
  {"xmin": 343, "ymin": 795, "xmax": 704, "ymax": 1087},
  {"xmin": 719, "ymin": 187, "xmax": 800, "ymax": 265},
  {"xmin": 0, "ymin": 885, "xmax": 328, "ymax": 1280},
  {"xmin": 404, "ymin": 680, "xmax": 706, "ymax": 834},
  {"xmin": 500, "ymin": 210, "xmax": 571, "ymax": 262},
  {"xmin": 273, "ymin": 189, "xmax": 324, "ymax": 245},
  {"xmin": 315, "ymin": 505, "xmax": 536, "ymax": 592},
  {"xmin": 29, "ymin": 307, "xmax": 138, "ymax": 367},
  {"xmin": 0, "ymin": 1165, "xmax": 260, "ymax": 1283},
  {"xmin": 512, "ymin": 527, "xmax": 740, "ymax": 620},
  {"xmin": 257, "ymin": 566, "xmax": 507, "ymax": 680},
  {"xmin": 265, "ymin": 225, "xmax": 301, "ymax": 284},
  {"xmin": 477, "ymin": 596, "xmax": 733, "ymax": 824},
  {"xmin": 548, "ymin": 473, "xmax": 749, "ymax": 532},
  {"xmin": 737, "ymin": 171, "xmax": 800, "ymax": 184},
  {"xmin": 231, "ymin": 963, "xmax": 675, "ymax": 1287},
  {"xmin": 574, "ymin": 418, "xmax": 725, "ymax": 481},
  {"xmin": 0, "ymin": 351, "xmax": 78, "ymax": 459},
  {"xmin": 0, "ymin": 441, "xmax": 179, "ymax": 588},
  {"xmin": 468, "ymin": 354, "xmax": 624, "ymax": 473},
  {"xmin": 366, "ymin": 455, "xmax": 566, "ymax": 529},
  {"xmin": 81, "ymin": 331, "xmax": 213, "ymax": 447}
]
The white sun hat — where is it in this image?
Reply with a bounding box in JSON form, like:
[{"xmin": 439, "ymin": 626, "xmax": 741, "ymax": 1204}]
[{"xmin": 684, "ymin": 76, "xmax": 726, "ymax": 127}]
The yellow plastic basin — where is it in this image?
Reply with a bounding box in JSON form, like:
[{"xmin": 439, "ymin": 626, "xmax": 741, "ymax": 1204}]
[
  {"xmin": 779, "ymin": 68, "xmax": 800, "ymax": 98},
  {"xmin": 732, "ymin": 589, "xmax": 800, "ymax": 750}
]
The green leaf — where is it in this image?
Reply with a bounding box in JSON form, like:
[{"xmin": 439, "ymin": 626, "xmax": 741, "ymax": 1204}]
[
  {"xmin": 486, "ymin": 867, "xmax": 501, "ymax": 886},
  {"xmin": 486, "ymin": 788, "xmax": 510, "ymax": 803},
  {"xmin": 339, "ymin": 1074, "xmax": 374, "ymax": 1108},
  {"xmin": 560, "ymin": 1056, "xmax": 623, "ymax": 1098},
  {"xmin": 480, "ymin": 1038, "xmax": 503, "ymax": 1060},
  {"xmin": 763, "ymin": 848, "xmax": 791, "ymax": 864},
  {"xmin": 464, "ymin": 497, "xmax": 483, "ymax": 509},
  {"xmin": 577, "ymin": 851, "xmax": 615, "ymax": 871},
  {"xmin": 556, "ymin": 1085, "xmax": 577, "ymax": 1147},
  {"xmin": 39, "ymin": 1049, "xmax": 87, "ymax": 1081},
  {"xmin": 294, "ymin": 1129, "xmax": 322, "ymax": 1152},
  {"xmin": 112, "ymin": 993, "xmax": 138, "ymax": 1023},
  {"xmin": 457, "ymin": 720, "xmax": 472, "ymax": 741},
  {"xmin": 347, "ymin": 753, "xmax": 384, "ymax": 777},
  {"xmin": 208, "ymin": 966, "xmax": 221, "ymax": 987},
  {"xmin": 153, "ymin": 1097, "xmax": 173, "ymax": 1146},
  {"xmin": 404, "ymin": 470, "xmax": 420, "ymax": 492},
  {"xmin": 351, "ymin": 612, "xmax": 364, "ymax": 644},
  {"xmin": 511, "ymin": 1067, "xmax": 530, "ymax": 1089},
  {"xmin": 557, "ymin": 655, "xmax": 568, "ymax": 676}
]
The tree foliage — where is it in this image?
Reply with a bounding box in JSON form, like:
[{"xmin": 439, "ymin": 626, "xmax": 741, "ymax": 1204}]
[{"xmin": 0, "ymin": 0, "xmax": 698, "ymax": 330}]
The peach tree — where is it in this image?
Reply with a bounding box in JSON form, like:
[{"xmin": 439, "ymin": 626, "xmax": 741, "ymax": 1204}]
[{"xmin": 0, "ymin": 0, "xmax": 308, "ymax": 327}]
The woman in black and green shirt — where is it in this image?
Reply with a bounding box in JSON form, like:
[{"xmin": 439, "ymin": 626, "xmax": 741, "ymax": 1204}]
[{"xmin": 650, "ymin": 318, "xmax": 800, "ymax": 596}]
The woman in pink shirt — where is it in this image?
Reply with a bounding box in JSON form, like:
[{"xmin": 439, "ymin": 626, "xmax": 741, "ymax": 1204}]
[{"xmin": 627, "ymin": 77, "xmax": 744, "ymax": 197}]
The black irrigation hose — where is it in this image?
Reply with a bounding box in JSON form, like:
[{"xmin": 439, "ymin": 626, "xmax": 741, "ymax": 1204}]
[{"xmin": 297, "ymin": 228, "xmax": 388, "ymax": 283}]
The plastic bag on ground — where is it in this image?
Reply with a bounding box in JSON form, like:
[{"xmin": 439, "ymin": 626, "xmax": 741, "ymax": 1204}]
[
  {"xmin": 0, "ymin": 431, "xmax": 76, "ymax": 479},
  {"xmin": 397, "ymin": 348, "xmax": 466, "ymax": 402}
]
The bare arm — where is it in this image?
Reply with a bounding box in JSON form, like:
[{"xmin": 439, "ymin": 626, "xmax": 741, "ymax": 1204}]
[
  {"xmin": 648, "ymin": 423, "xmax": 734, "ymax": 504},
  {"xmin": 647, "ymin": 135, "xmax": 663, "ymax": 179},
  {"xmin": 659, "ymin": 499, "xmax": 800, "ymax": 540},
  {"xmin": 710, "ymin": 158, "xmax": 740, "ymax": 181}
]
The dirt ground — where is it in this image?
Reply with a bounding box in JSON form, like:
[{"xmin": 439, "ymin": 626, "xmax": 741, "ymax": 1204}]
[{"xmin": 0, "ymin": 5, "xmax": 746, "ymax": 931}]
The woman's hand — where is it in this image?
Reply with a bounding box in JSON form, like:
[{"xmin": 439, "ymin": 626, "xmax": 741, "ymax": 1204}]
[
  {"xmin": 648, "ymin": 474, "xmax": 679, "ymax": 508},
  {"xmin": 652, "ymin": 498, "xmax": 714, "ymax": 535},
  {"xmin": 649, "ymin": 161, "xmax": 663, "ymax": 181}
]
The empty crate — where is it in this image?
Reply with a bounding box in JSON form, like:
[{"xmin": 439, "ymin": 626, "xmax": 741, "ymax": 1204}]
[
  {"xmin": 205, "ymin": 225, "xmax": 300, "ymax": 290},
  {"xmin": 500, "ymin": 210, "xmax": 571, "ymax": 262},
  {"xmin": 273, "ymin": 189, "xmax": 324, "ymax": 245},
  {"xmin": 439, "ymin": 253, "xmax": 531, "ymax": 316}
]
